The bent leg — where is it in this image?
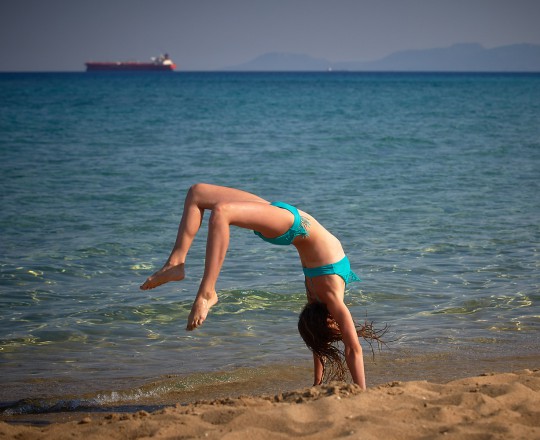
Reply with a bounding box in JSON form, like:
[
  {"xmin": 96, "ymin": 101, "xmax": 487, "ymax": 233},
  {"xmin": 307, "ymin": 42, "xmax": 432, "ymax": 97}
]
[
  {"xmin": 141, "ymin": 183, "xmax": 268, "ymax": 290},
  {"xmin": 140, "ymin": 183, "xmax": 297, "ymax": 330},
  {"xmin": 167, "ymin": 183, "xmax": 268, "ymax": 265},
  {"xmin": 186, "ymin": 204, "xmax": 230, "ymax": 330},
  {"xmin": 186, "ymin": 201, "xmax": 297, "ymax": 330}
]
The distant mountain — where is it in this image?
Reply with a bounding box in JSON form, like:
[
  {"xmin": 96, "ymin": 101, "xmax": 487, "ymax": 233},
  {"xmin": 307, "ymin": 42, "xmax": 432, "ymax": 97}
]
[{"xmin": 225, "ymin": 43, "xmax": 540, "ymax": 71}]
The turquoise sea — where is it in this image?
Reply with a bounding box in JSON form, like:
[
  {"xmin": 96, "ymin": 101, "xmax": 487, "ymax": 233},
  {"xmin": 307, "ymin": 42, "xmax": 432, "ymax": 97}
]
[{"xmin": 1, "ymin": 72, "xmax": 539, "ymax": 417}]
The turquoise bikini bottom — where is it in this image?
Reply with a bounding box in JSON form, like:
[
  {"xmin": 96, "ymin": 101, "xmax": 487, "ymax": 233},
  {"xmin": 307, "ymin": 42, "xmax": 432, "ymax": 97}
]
[
  {"xmin": 253, "ymin": 201, "xmax": 308, "ymax": 246},
  {"xmin": 303, "ymin": 256, "xmax": 361, "ymax": 286}
]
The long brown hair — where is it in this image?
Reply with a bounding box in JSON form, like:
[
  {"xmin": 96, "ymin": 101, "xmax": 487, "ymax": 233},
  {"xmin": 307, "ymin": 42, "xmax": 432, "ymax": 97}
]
[{"xmin": 297, "ymin": 302, "xmax": 347, "ymax": 382}]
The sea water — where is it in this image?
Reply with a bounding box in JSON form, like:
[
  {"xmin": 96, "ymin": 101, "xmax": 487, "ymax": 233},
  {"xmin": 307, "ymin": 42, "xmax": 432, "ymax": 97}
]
[{"xmin": 1, "ymin": 72, "xmax": 539, "ymax": 416}]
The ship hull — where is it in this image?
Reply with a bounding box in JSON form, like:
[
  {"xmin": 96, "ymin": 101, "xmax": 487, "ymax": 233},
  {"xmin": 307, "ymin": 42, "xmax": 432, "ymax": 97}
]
[{"xmin": 85, "ymin": 62, "xmax": 176, "ymax": 72}]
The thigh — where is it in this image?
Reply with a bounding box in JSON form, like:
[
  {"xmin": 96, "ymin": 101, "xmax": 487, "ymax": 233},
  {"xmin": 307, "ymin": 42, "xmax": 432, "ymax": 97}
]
[
  {"xmin": 222, "ymin": 202, "xmax": 295, "ymax": 238},
  {"xmin": 192, "ymin": 183, "xmax": 269, "ymax": 209}
]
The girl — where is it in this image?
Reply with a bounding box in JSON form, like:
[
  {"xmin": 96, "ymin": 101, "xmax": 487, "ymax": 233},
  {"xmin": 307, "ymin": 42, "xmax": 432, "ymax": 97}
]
[{"xmin": 140, "ymin": 183, "xmax": 366, "ymax": 389}]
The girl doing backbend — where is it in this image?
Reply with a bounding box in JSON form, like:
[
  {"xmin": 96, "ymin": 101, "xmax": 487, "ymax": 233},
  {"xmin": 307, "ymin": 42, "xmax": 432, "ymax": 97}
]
[{"xmin": 140, "ymin": 183, "xmax": 366, "ymax": 389}]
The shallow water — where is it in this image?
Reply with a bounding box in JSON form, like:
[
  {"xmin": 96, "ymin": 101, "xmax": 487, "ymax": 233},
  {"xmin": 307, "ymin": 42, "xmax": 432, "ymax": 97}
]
[{"xmin": 1, "ymin": 72, "xmax": 539, "ymax": 415}]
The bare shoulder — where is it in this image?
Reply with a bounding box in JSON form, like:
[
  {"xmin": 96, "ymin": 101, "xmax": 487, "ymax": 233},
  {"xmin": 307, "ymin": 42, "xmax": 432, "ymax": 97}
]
[{"xmin": 307, "ymin": 275, "xmax": 345, "ymax": 303}]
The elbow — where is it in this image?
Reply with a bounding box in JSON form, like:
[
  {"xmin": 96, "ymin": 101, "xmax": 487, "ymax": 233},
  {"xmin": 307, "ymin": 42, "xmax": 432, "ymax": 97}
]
[{"xmin": 345, "ymin": 341, "xmax": 363, "ymax": 358}]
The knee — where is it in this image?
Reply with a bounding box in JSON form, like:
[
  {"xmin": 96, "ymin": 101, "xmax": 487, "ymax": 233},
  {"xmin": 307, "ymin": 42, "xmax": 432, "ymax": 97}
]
[
  {"xmin": 188, "ymin": 182, "xmax": 206, "ymax": 196},
  {"xmin": 188, "ymin": 183, "xmax": 210, "ymax": 203},
  {"xmin": 209, "ymin": 202, "xmax": 231, "ymax": 224}
]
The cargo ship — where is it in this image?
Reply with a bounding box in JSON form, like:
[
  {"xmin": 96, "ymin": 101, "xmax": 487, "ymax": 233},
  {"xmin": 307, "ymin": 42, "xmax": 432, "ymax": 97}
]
[{"xmin": 85, "ymin": 54, "xmax": 176, "ymax": 72}]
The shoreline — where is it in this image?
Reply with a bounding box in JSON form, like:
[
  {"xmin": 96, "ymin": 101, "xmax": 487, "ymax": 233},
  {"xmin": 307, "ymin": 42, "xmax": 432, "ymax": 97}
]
[
  {"xmin": 1, "ymin": 368, "xmax": 538, "ymax": 439},
  {"xmin": 2, "ymin": 349, "xmax": 539, "ymax": 422}
]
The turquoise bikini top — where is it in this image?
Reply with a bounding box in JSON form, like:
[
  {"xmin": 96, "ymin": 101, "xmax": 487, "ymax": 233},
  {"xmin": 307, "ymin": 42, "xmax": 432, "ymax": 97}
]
[
  {"xmin": 303, "ymin": 256, "xmax": 361, "ymax": 286},
  {"xmin": 254, "ymin": 201, "xmax": 309, "ymax": 246}
]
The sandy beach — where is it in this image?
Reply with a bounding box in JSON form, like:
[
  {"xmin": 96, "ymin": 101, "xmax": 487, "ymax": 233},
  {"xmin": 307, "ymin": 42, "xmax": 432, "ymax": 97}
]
[{"xmin": 2, "ymin": 368, "xmax": 538, "ymax": 439}]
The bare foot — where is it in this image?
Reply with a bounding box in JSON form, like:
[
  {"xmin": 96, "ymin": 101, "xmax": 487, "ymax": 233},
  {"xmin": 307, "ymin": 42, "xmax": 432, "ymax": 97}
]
[
  {"xmin": 140, "ymin": 263, "xmax": 185, "ymax": 290},
  {"xmin": 186, "ymin": 292, "xmax": 218, "ymax": 331}
]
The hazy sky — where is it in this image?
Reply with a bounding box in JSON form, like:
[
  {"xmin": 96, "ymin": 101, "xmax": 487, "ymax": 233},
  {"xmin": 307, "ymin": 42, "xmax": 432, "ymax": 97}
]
[{"xmin": 1, "ymin": 0, "xmax": 539, "ymax": 71}]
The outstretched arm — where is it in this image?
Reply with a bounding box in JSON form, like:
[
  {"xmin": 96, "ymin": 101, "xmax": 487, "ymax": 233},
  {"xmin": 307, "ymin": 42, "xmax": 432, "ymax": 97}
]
[
  {"xmin": 325, "ymin": 300, "xmax": 366, "ymax": 389},
  {"xmin": 312, "ymin": 352, "xmax": 324, "ymax": 386}
]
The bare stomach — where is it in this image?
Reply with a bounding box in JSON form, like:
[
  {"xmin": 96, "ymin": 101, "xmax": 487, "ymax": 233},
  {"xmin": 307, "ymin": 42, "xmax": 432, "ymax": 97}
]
[{"xmin": 293, "ymin": 213, "xmax": 345, "ymax": 267}]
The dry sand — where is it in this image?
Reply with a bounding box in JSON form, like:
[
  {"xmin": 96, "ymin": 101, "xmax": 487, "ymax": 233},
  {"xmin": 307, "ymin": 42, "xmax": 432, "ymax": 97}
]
[{"xmin": 1, "ymin": 369, "xmax": 538, "ymax": 440}]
